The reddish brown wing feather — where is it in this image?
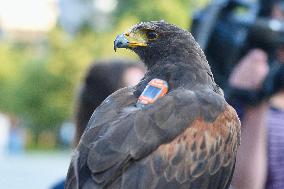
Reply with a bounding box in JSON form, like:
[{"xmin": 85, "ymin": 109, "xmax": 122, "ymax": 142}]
[{"xmin": 153, "ymin": 105, "xmax": 240, "ymax": 188}]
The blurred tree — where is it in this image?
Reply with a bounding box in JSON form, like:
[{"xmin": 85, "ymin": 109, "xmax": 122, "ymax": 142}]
[{"xmin": 115, "ymin": 0, "xmax": 190, "ymax": 28}]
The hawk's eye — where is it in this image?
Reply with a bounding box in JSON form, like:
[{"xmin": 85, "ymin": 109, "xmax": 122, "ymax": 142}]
[{"xmin": 146, "ymin": 31, "xmax": 158, "ymax": 40}]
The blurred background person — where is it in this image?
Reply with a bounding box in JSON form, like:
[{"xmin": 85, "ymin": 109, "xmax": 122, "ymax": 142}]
[
  {"xmin": 230, "ymin": 1, "xmax": 284, "ymax": 189},
  {"xmin": 229, "ymin": 48, "xmax": 269, "ymax": 189},
  {"xmin": 51, "ymin": 59, "xmax": 144, "ymax": 189},
  {"xmin": 74, "ymin": 59, "xmax": 145, "ymax": 145},
  {"xmin": 191, "ymin": 0, "xmax": 284, "ymax": 189},
  {"xmin": 0, "ymin": 113, "xmax": 10, "ymax": 156}
]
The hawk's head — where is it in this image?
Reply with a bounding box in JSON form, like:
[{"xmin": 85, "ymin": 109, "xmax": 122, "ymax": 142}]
[{"xmin": 114, "ymin": 21, "xmax": 201, "ymax": 68}]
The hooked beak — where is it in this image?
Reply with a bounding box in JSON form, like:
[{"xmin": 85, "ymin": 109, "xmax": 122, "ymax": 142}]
[
  {"xmin": 114, "ymin": 33, "xmax": 147, "ymax": 52},
  {"xmin": 114, "ymin": 34, "xmax": 129, "ymax": 52}
]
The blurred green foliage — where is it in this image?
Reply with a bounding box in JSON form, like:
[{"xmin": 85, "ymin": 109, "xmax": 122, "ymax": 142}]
[{"xmin": 0, "ymin": 0, "xmax": 207, "ymax": 148}]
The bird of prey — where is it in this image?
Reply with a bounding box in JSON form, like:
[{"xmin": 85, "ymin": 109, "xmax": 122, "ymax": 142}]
[{"xmin": 65, "ymin": 21, "xmax": 241, "ymax": 189}]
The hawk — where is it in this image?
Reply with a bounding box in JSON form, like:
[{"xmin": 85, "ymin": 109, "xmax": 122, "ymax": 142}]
[{"xmin": 65, "ymin": 21, "xmax": 241, "ymax": 189}]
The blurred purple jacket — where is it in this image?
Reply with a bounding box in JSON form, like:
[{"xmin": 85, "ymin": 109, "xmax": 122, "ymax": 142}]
[{"xmin": 266, "ymin": 107, "xmax": 284, "ymax": 189}]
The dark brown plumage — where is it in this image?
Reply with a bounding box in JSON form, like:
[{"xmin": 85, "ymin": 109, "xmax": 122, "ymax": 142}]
[{"xmin": 65, "ymin": 21, "xmax": 241, "ymax": 189}]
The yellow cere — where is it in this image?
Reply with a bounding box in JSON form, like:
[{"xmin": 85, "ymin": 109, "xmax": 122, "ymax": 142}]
[{"xmin": 124, "ymin": 29, "xmax": 148, "ymax": 47}]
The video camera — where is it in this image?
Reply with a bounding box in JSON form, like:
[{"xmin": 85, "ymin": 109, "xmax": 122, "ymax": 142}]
[{"xmin": 191, "ymin": 0, "xmax": 284, "ymax": 105}]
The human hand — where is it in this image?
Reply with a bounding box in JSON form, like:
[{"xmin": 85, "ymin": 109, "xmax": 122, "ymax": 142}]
[{"xmin": 229, "ymin": 49, "xmax": 269, "ymax": 90}]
